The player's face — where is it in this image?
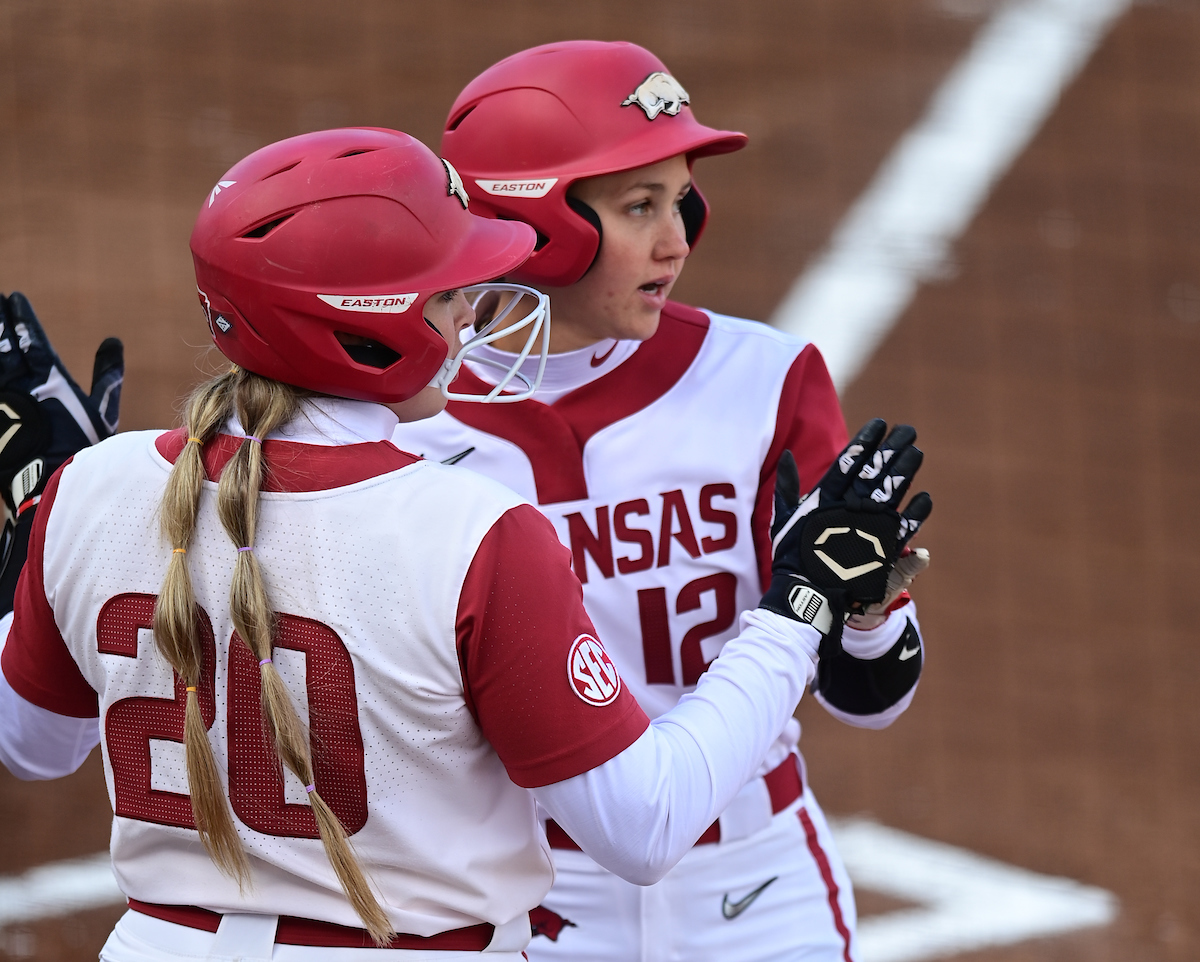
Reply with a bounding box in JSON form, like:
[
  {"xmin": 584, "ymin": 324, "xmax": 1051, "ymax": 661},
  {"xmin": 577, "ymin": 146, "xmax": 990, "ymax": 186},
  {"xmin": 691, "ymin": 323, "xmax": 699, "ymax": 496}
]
[
  {"xmin": 542, "ymin": 154, "xmax": 692, "ymax": 352},
  {"xmin": 387, "ymin": 289, "xmax": 475, "ymax": 422}
]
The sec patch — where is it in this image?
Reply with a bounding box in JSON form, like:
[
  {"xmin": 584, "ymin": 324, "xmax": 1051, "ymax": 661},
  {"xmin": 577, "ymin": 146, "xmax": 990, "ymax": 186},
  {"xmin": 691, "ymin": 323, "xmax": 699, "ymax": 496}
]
[{"xmin": 567, "ymin": 635, "xmax": 621, "ymax": 706}]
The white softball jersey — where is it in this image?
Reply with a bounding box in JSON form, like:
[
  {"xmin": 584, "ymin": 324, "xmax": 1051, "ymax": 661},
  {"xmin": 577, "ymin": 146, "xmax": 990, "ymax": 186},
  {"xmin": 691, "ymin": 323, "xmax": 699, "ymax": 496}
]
[
  {"xmin": 393, "ymin": 302, "xmax": 925, "ymax": 961},
  {"xmin": 0, "ymin": 416, "xmax": 649, "ymax": 941},
  {"xmin": 394, "ymin": 302, "xmax": 856, "ymax": 733}
]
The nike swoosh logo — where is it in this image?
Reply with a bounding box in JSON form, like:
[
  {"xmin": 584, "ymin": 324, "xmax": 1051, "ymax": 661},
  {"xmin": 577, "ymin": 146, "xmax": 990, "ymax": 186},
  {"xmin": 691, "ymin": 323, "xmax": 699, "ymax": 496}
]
[
  {"xmin": 441, "ymin": 447, "xmax": 475, "ymax": 465},
  {"xmin": 590, "ymin": 342, "xmax": 617, "ymax": 367},
  {"xmin": 899, "ymin": 644, "xmax": 920, "ymax": 661},
  {"xmin": 721, "ymin": 876, "xmax": 778, "ymax": 920}
]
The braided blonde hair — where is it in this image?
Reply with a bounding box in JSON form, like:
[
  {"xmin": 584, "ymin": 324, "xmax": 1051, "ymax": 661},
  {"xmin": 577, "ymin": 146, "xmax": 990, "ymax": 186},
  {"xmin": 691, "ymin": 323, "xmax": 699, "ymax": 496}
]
[{"xmin": 153, "ymin": 368, "xmax": 394, "ymax": 944}]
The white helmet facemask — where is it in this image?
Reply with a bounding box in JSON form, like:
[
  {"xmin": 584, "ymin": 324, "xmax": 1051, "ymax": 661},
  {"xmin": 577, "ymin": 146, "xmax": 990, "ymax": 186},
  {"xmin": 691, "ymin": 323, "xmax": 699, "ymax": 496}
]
[{"xmin": 428, "ymin": 284, "xmax": 550, "ymax": 403}]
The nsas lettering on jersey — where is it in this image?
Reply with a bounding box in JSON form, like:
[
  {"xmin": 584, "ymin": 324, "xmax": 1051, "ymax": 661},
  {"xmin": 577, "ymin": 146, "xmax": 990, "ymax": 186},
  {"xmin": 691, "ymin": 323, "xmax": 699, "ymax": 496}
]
[{"xmin": 561, "ymin": 483, "xmax": 738, "ymax": 584}]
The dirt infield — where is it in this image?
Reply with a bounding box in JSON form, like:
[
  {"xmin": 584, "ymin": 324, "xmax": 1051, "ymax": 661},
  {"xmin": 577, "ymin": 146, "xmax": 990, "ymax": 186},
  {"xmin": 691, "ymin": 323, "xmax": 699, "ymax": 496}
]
[
  {"xmin": 821, "ymin": 4, "xmax": 1200, "ymax": 955},
  {"xmin": 1, "ymin": 0, "xmax": 1198, "ymax": 959}
]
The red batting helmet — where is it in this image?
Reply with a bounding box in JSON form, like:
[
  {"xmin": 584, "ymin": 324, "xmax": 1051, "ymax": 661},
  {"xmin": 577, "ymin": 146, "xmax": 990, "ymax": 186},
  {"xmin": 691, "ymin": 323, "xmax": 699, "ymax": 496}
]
[
  {"xmin": 190, "ymin": 128, "xmax": 537, "ymax": 403},
  {"xmin": 441, "ymin": 41, "xmax": 747, "ymax": 287}
]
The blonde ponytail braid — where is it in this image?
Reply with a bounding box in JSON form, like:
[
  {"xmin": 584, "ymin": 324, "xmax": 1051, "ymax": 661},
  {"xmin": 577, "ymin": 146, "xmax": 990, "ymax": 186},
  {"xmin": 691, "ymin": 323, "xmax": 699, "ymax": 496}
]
[
  {"xmin": 217, "ymin": 373, "xmax": 394, "ymax": 945},
  {"xmin": 154, "ymin": 370, "xmax": 249, "ymax": 884}
]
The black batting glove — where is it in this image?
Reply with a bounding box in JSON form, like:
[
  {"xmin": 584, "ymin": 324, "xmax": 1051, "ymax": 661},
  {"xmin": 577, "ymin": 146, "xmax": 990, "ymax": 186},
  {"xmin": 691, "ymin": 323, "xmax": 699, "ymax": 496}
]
[
  {"xmin": 0, "ymin": 292, "xmax": 123, "ymax": 581},
  {"xmin": 759, "ymin": 419, "xmax": 932, "ymax": 660}
]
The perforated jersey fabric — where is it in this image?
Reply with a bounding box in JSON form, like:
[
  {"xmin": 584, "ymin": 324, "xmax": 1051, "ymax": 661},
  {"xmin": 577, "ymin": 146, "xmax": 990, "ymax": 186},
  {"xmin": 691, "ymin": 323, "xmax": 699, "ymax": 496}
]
[{"xmin": 2, "ymin": 410, "xmax": 647, "ymax": 939}]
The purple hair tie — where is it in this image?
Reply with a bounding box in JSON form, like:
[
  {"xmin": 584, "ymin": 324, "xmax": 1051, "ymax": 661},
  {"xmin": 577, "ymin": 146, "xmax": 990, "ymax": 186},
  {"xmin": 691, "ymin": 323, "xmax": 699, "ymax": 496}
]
[
  {"xmin": 238, "ymin": 546, "xmax": 253, "ymax": 552},
  {"xmin": 259, "ymin": 657, "xmax": 272, "ymax": 667},
  {"xmin": 304, "ymin": 783, "xmax": 316, "ymax": 794},
  {"xmin": 244, "ymin": 435, "xmax": 262, "ymax": 444}
]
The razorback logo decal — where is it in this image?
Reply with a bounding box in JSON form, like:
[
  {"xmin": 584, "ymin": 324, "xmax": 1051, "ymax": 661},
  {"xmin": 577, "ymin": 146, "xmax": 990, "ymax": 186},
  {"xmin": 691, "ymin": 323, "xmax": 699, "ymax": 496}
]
[
  {"xmin": 442, "ymin": 158, "xmax": 469, "ymax": 209},
  {"xmin": 567, "ymin": 634, "xmax": 622, "ymax": 706},
  {"xmin": 621, "ymin": 72, "xmax": 690, "ymax": 120}
]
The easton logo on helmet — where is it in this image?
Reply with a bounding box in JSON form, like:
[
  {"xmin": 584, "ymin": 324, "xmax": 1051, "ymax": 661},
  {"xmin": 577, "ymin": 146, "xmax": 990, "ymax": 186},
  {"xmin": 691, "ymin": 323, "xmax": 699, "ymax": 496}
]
[
  {"xmin": 207, "ymin": 179, "xmax": 236, "ymax": 208},
  {"xmin": 316, "ymin": 293, "xmax": 419, "ymax": 314},
  {"xmin": 621, "ymin": 72, "xmax": 690, "ymax": 120},
  {"xmin": 567, "ymin": 634, "xmax": 622, "ymax": 706},
  {"xmin": 474, "ymin": 178, "xmax": 559, "ymax": 199},
  {"xmin": 442, "ymin": 159, "xmax": 470, "ymax": 209}
]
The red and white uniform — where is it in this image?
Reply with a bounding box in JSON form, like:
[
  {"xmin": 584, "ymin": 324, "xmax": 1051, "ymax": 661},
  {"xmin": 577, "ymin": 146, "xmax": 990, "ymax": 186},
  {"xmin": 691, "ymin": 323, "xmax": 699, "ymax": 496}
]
[
  {"xmin": 0, "ymin": 398, "xmax": 826, "ymax": 961},
  {"xmin": 393, "ymin": 303, "xmax": 925, "ymax": 962}
]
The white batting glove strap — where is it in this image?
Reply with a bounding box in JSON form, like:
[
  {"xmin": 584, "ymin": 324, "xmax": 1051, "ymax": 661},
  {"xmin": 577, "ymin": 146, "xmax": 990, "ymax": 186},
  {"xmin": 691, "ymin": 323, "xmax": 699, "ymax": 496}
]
[{"xmin": 779, "ymin": 582, "xmax": 835, "ymax": 635}]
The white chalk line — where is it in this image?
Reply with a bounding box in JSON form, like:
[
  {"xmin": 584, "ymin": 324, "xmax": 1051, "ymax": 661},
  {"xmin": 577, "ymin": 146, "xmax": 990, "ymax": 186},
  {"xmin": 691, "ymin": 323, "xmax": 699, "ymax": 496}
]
[
  {"xmin": 829, "ymin": 818, "xmax": 1117, "ymax": 962},
  {"xmin": 0, "ymin": 822, "xmax": 1117, "ymax": 962},
  {"xmin": 770, "ymin": 0, "xmax": 1134, "ymax": 393},
  {"xmin": 766, "ymin": 2, "xmax": 1129, "ymax": 954},
  {"xmin": 0, "ymin": 852, "xmax": 121, "ymax": 929}
]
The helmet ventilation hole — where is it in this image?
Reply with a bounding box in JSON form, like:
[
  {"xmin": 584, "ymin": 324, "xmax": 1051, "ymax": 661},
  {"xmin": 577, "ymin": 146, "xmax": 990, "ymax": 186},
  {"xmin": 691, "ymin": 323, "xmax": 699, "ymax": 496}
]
[
  {"xmin": 335, "ymin": 332, "xmax": 401, "ymax": 369},
  {"xmin": 446, "ymin": 106, "xmax": 475, "ymax": 131},
  {"xmin": 337, "ymin": 148, "xmax": 379, "ymax": 158},
  {"xmin": 241, "ymin": 213, "xmax": 296, "ymax": 239},
  {"xmin": 262, "ymin": 161, "xmax": 301, "ymax": 180}
]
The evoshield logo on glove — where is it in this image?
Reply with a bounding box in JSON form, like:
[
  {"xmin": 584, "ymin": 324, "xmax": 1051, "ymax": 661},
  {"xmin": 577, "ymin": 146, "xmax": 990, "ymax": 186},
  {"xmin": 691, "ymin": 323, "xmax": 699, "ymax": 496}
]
[
  {"xmin": 0, "ymin": 402, "xmax": 24, "ymax": 455},
  {"xmin": 762, "ymin": 419, "xmax": 932, "ymax": 659},
  {"xmin": 812, "ymin": 525, "xmax": 886, "ymax": 581},
  {"xmin": 800, "ymin": 508, "xmax": 899, "ymax": 604}
]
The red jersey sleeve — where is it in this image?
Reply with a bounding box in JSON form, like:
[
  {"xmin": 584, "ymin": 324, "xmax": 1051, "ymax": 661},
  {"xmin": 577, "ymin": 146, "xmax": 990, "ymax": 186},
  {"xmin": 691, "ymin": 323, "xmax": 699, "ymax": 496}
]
[
  {"xmin": 2, "ymin": 460, "xmax": 100, "ymax": 718},
  {"xmin": 456, "ymin": 504, "xmax": 649, "ymax": 788},
  {"xmin": 751, "ymin": 344, "xmax": 849, "ymax": 590}
]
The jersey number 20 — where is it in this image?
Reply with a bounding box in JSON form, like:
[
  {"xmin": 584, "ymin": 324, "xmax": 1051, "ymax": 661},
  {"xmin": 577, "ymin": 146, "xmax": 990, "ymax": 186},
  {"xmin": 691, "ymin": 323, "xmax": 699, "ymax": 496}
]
[{"xmin": 97, "ymin": 593, "xmax": 368, "ymax": 839}]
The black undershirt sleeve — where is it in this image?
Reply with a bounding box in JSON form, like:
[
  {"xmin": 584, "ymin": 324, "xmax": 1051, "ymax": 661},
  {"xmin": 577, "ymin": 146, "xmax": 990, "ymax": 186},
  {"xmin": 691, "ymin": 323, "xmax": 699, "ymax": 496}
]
[{"xmin": 815, "ymin": 617, "xmax": 922, "ymax": 716}]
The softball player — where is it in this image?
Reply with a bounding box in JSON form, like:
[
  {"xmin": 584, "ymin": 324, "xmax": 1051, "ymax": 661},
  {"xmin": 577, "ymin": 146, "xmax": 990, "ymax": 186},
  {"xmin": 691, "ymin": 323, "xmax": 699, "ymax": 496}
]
[
  {"xmin": 0, "ymin": 127, "xmax": 926, "ymax": 961},
  {"xmin": 392, "ymin": 42, "xmax": 933, "ymax": 961}
]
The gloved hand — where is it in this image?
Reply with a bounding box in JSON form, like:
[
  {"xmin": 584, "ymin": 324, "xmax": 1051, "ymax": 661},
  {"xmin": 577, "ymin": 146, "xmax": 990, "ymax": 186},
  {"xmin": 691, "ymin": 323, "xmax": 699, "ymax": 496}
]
[
  {"xmin": 759, "ymin": 419, "xmax": 932, "ymax": 658},
  {"xmin": 0, "ymin": 292, "xmax": 123, "ymax": 574}
]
